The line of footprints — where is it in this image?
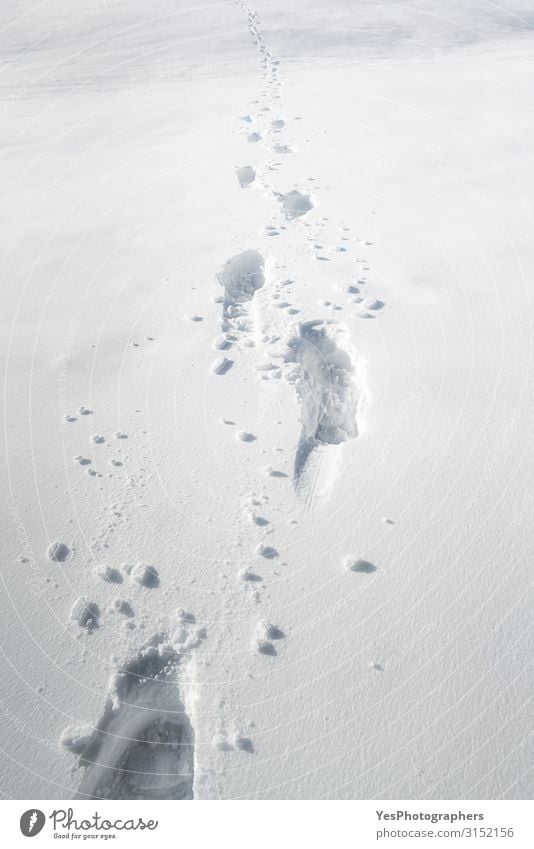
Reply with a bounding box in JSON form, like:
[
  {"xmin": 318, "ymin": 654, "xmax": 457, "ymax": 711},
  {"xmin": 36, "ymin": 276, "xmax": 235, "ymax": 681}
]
[{"xmin": 28, "ymin": 2, "xmax": 393, "ymax": 785}]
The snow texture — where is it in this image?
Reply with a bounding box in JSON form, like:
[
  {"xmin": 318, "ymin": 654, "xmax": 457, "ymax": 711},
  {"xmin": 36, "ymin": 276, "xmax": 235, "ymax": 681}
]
[{"xmin": 0, "ymin": 0, "xmax": 532, "ymax": 802}]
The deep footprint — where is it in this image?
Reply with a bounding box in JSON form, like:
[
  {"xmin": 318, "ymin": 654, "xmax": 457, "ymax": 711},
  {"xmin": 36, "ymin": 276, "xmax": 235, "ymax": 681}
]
[
  {"xmin": 216, "ymin": 249, "xmax": 265, "ymax": 342},
  {"xmin": 74, "ymin": 643, "xmax": 194, "ymax": 800},
  {"xmin": 285, "ymin": 320, "xmax": 364, "ymax": 486},
  {"xmin": 276, "ymin": 190, "xmax": 313, "ymax": 219}
]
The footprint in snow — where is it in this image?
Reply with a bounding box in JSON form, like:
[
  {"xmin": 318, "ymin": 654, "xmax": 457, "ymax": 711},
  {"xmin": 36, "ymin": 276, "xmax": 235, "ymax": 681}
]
[
  {"xmin": 344, "ymin": 557, "xmax": 376, "ymax": 574},
  {"xmin": 213, "ymin": 335, "xmax": 233, "ymax": 351},
  {"xmin": 362, "ymin": 298, "xmax": 385, "ymax": 311},
  {"xmin": 108, "ymin": 598, "xmax": 134, "ymax": 617},
  {"xmin": 70, "ymin": 597, "xmax": 100, "ymax": 631},
  {"xmin": 253, "ymin": 620, "xmax": 285, "ymax": 655},
  {"xmin": 240, "ymin": 568, "xmax": 263, "ymax": 582},
  {"xmin": 131, "ymin": 563, "xmax": 159, "ymax": 588},
  {"xmin": 237, "ymin": 165, "xmax": 256, "ymax": 188},
  {"xmin": 71, "ymin": 640, "xmax": 195, "ymax": 799},
  {"xmin": 177, "ymin": 608, "xmax": 196, "ymax": 624},
  {"xmin": 237, "ymin": 431, "xmax": 256, "ymax": 442},
  {"xmin": 285, "ymin": 320, "xmax": 364, "ymax": 492},
  {"xmin": 248, "ymin": 513, "xmax": 269, "ymax": 526},
  {"xmin": 212, "ymin": 356, "xmax": 233, "ymax": 375},
  {"xmin": 234, "ymin": 735, "xmax": 254, "ymax": 753},
  {"xmin": 93, "ymin": 564, "xmax": 122, "ymax": 583},
  {"xmin": 273, "ymin": 143, "xmax": 293, "ymax": 155},
  {"xmin": 47, "ymin": 541, "xmax": 70, "ymax": 562},
  {"xmin": 256, "ymin": 544, "xmax": 278, "ymax": 559},
  {"xmin": 213, "ymin": 731, "xmax": 254, "ymax": 753},
  {"xmin": 275, "ymin": 189, "xmax": 313, "ymax": 220},
  {"xmin": 74, "ymin": 455, "xmax": 91, "ymax": 466}
]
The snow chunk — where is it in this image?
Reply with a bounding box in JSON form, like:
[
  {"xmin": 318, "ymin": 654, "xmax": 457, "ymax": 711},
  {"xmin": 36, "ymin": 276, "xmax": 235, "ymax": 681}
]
[{"xmin": 59, "ymin": 724, "xmax": 93, "ymax": 755}]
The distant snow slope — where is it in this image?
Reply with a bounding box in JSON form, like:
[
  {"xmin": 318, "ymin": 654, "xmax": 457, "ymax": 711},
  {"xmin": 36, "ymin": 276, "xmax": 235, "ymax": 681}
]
[{"xmin": 1, "ymin": 0, "xmax": 533, "ymax": 799}]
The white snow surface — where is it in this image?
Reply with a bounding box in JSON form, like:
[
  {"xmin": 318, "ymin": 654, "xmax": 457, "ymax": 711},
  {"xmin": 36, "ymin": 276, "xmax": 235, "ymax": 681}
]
[{"xmin": 1, "ymin": 0, "xmax": 533, "ymax": 799}]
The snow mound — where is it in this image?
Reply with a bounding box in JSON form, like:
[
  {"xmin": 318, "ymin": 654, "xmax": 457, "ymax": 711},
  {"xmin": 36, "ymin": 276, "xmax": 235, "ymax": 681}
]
[{"xmin": 60, "ymin": 725, "xmax": 94, "ymax": 755}]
